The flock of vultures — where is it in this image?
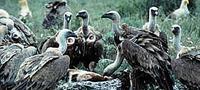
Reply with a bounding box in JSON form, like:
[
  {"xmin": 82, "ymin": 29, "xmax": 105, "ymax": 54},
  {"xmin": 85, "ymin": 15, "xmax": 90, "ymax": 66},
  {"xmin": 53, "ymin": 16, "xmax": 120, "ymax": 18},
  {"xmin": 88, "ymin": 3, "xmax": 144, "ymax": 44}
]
[{"xmin": 0, "ymin": 0, "xmax": 200, "ymax": 90}]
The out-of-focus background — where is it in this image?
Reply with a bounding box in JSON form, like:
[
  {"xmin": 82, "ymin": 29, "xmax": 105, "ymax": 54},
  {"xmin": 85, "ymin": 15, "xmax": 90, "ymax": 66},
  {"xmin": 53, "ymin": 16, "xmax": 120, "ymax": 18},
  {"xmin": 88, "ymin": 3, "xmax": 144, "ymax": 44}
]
[{"xmin": 1, "ymin": 0, "xmax": 200, "ymax": 72}]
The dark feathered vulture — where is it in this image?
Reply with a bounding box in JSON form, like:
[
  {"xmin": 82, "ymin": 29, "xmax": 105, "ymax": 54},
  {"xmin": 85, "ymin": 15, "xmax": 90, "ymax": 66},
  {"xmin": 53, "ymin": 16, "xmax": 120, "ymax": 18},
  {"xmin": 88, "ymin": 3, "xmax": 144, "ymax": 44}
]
[
  {"xmin": 75, "ymin": 10, "xmax": 104, "ymax": 71},
  {"xmin": 13, "ymin": 29, "xmax": 76, "ymax": 90},
  {"xmin": 0, "ymin": 44, "xmax": 37, "ymax": 89},
  {"xmin": 101, "ymin": 11, "xmax": 173, "ymax": 90},
  {"xmin": 39, "ymin": 11, "xmax": 83, "ymax": 69},
  {"xmin": 172, "ymin": 49, "xmax": 200, "ymax": 89}
]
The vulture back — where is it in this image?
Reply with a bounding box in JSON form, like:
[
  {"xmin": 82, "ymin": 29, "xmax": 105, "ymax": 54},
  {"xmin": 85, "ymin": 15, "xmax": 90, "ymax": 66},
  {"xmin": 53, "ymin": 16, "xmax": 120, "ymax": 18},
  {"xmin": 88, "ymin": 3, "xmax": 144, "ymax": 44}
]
[
  {"xmin": 0, "ymin": 44, "xmax": 37, "ymax": 89},
  {"xmin": 14, "ymin": 51, "xmax": 70, "ymax": 90},
  {"xmin": 172, "ymin": 49, "xmax": 200, "ymax": 89}
]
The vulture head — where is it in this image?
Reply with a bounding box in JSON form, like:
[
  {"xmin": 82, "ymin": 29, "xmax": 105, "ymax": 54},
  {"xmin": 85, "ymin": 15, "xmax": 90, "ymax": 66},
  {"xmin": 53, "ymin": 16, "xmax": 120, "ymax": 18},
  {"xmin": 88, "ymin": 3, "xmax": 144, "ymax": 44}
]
[
  {"xmin": 55, "ymin": 29, "xmax": 77, "ymax": 54},
  {"xmin": 171, "ymin": 24, "xmax": 181, "ymax": 36},
  {"xmin": 76, "ymin": 10, "xmax": 89, "ymax": 19},
  {"xmin": 0, "ymin": 9, "xmax": 10, "ymax": 18},
  {"xmin": 101, "ymin": 11, "xmax": 121, "ymax": 23},
  {"xmin": 0, "ymin": 18, "xmax": 14, "ymax": 32},
  {"xmin": 64, "ymin": 12, "xmax": 72, "ymax": 25},
  {"xmin": 0, "ymin": 9, "xmax": 13, "ymax": 30},
  {"xmin": 42, "ymin": 0, "xmax": 69, "ymax": 29},
  {"xmin": 18, "ymin": 0, "xmax": 32, "ymax": 21},
  {"xmin": 149, "ymin": 7, "xmax": 159, "ymax": 17},
  {"xmin": 182, "ymin": 0, "xmax": 189, "ymax": 5},
  {"xmin": 63, "ymin": 12, "xmax": 72, "ymax": 29}
]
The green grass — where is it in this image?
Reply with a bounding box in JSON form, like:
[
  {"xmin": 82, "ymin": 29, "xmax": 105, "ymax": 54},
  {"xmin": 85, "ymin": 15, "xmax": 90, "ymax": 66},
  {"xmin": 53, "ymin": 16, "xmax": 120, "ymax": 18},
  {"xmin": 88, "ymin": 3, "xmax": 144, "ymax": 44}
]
[{"xmin": 1, "ymin": 0, "xmax": 200, "ymax": 73}]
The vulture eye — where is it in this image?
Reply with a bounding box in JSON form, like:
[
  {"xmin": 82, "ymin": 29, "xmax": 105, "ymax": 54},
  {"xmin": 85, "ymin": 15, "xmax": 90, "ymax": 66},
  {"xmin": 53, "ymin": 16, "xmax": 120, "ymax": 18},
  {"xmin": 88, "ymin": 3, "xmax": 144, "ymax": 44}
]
[
  {"xmin": 67, "ymin": 37, "xmax": 75, "ymax": 45},
  {"xmin": 87, "ymin": 34, "xmax": 96, "ymax": 43}
]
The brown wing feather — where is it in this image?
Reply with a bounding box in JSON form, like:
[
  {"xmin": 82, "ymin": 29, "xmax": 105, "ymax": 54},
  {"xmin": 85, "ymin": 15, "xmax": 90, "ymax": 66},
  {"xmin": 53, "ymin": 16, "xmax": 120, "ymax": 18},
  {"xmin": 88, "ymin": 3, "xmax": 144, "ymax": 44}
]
[
  {"xmin": 14, "ymin": 51, "xmax": 70, "ymax": 90},
  {"xmin": 9, "ymin": 16, "xmax": 36, "ymax": 46},
  {"xmin": 120, "ymin": 35, "xmax": 173, "ymax": 89},
  {"xmin": 0, "ymin": 45, "xmax": 37, "ymax": 89}
]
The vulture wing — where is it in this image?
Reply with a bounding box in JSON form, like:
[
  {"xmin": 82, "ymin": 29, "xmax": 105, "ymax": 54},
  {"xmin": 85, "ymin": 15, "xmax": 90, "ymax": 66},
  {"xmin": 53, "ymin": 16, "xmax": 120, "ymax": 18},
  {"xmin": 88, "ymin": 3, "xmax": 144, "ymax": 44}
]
[
  {"xmin": 120, "ymin": 29, "xmax": 173, "ymax": 89},
  {"xmin": 172, "ymin": 49, "xmax": 200, "ymax": 89},
  {"xmin": 0, "ymin": 44, "xmax": 37, "ymax": 89},
  {"xmin": 14, "ymin": 51, "xmax": 70, "ymax": 90},
  {"xmin": 9, "ymin": 16, "xmax": 37, "ymax": 46}
]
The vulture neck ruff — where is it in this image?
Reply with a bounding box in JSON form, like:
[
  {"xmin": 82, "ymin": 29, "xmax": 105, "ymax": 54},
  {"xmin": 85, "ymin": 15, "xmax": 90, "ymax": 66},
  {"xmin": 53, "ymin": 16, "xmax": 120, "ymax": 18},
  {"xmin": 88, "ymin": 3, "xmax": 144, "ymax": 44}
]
[
  {"xmin": 173, "ymin": 32, "xmax": 182, "ymax": 52},
  {"xmin": 56, "ymin": 29, "xmax": 68, "ymax": 54},
  {"xmin": 149, "ymin": 12, "xmax": 156, "ymax": 32}
]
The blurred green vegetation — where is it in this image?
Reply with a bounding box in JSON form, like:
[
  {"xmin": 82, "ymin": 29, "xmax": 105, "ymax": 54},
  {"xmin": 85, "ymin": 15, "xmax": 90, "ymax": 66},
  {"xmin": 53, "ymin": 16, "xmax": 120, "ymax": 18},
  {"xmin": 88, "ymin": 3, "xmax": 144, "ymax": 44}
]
[{"xmin": 1, "ymin": 0, "xmax": 200, "ymax": 72}]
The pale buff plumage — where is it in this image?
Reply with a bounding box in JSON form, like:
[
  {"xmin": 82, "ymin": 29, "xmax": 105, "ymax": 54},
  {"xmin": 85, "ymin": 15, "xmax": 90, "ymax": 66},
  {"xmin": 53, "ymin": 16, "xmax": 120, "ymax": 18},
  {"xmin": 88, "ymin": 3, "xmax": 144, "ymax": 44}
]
[
  {"xmin": 18, "ymin": 0, "xmax": 32, "ymax": 18},
  {"xmin": 67, "ymin": 69, "xmax": 112, "ymax": 82},
  {"xmin": 143, "ymin": 7, "xmax": 160, "ymax": 36},
  {"xmin": 167, "ymin": 0, "xmax": 189, "ymax": 20}
]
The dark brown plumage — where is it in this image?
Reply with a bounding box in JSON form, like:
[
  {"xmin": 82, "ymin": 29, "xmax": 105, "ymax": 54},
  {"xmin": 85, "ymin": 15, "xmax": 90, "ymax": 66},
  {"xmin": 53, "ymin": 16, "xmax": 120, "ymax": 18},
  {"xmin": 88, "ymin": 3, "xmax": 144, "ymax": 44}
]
[
  {"xmin": 13, "ymin": 29, "xmax": 76, "ymax": 90},
  {"xmin": 172, "ymin": 49, "xmax": 200, "ymax": 89},
  {"xmin": 0, "ymin": 44, "xmax": 37, "ymax": 89},
  {"xmin": 39, "ymin": 11, "xmax": 83, "ymax": 70},
  {"xmin": 75, "ymin": 10, "xmax": 104, "ymax": 71},
  {"xmin": 102, "ymin": 11, "xmax": 173, "ymax": 90},
  {"xmin": 42, "ymin": 0, "xmax": 70, "ymax": 29},
  {"xmin": 39, "ymin": 11, "xmax": 73, "ymax": 53}
]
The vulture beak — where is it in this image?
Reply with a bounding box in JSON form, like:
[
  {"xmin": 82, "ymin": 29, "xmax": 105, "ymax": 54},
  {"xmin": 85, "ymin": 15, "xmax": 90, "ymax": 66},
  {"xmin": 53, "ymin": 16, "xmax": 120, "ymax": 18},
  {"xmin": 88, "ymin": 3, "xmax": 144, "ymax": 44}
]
[
  {"xmin": 101, "ymin": 13, "xmax": 110, "ymax": 19},
  {"xmin": 76, "ymin": 13, "xmax": 81, "ymax": 18},
  {"xmin": 76, "ymin": 10, "xmax": 88, "ymax": 19},
  {"xmin": 155, "ymin": 11, "xmax": 159, "ymax": 16},
  {"xmin": 171, "ymin": 27, "xmax": 180, "ymax": 36}
]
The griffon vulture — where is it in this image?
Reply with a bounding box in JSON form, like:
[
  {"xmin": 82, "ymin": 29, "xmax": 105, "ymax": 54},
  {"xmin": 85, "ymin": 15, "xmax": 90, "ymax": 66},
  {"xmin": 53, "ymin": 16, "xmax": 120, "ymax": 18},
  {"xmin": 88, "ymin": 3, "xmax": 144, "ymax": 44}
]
[
  {"xmin": 18, "ymin": 0, "xmax": 32, "ymax": 22},
  {"xmin": 39, "ymin": 11, "xmax": 83, "ymax": 69},
  {"xmin": 101, "ymin": 11, "xmax": 174, "ymax": 90},
  {"xmin": 165, "ymin": 0, "xmax": 190, "ymax": 20},
  {"xmin": 143, "ymin": 7, "xmax": 168, "ymax": 52},
  {"xmin": 171, "ymin": 24, "xmax": 194, "ymax": 58}
]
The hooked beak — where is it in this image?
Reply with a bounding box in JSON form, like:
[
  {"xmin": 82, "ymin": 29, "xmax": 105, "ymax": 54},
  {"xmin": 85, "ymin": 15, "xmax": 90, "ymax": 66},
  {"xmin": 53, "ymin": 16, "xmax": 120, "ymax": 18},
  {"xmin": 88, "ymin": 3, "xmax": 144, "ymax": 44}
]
[
  {"xmin": 101, "ymin": 13, "xmax": 110, "ymax": 18},
  {"xmin": 155, "ymin": 11, "xmax": 159, "ymax": 16},
  {"xmin": 76, "ymin": 13, "xmax": 81, "ymax": 18}
]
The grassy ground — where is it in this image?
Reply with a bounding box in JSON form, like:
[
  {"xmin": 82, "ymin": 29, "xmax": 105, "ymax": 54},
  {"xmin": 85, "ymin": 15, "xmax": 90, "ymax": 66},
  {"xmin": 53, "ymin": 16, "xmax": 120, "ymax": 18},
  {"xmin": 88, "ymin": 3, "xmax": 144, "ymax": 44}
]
[{"xmin": 1, "ymin": 0, "xmax": 200, "ymax": 73}]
